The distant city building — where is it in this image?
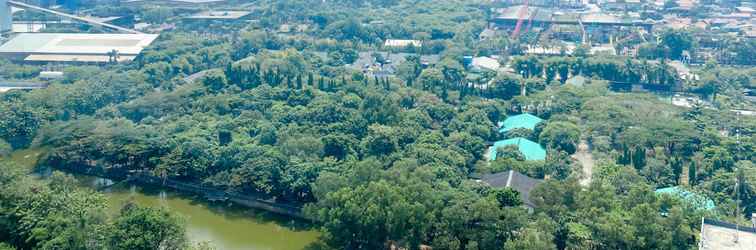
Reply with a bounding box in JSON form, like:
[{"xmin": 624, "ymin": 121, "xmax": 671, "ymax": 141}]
[
  {"xmin": 277, "ymin": 24, "xmax": 308, "ymax": 33},
  {"xmin": 590, "ymin": 44, "xmax": 616, "ymax": 55},
  {"xmin": 383, "ymin": 39, "xmax": 422, "ymax": 48},
  {"xmin": 471, "ymin": 56, "xmax": 501, "ymax": 71},
  {"xmin": 39, "ymin": 71, "xmax": 64, "ymax": 79},
  {"xmin": 122, "ymin": 0, "xmax": 226, "ymax": 6},
  {"xmin": 184, "ymin": 11, "xmax": 251, "ymax": 20},
  {"xmin": 499, "ymin": 0, "xmax": 583, "ymax": 8}
]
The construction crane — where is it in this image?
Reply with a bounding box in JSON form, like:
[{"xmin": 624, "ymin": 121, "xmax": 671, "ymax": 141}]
[{"xmin": 511, "ymin": 0, "xmax": 529, "ymax": 39}]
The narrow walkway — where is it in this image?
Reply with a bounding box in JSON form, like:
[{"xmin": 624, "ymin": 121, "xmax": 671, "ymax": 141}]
[{"xmin": 572, "ymin": 139, "xmax": 595, "ymax": 186}]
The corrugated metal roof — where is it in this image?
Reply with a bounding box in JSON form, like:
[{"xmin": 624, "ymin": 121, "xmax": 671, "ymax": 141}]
[
  {"xmin": 488, "ymin": 137, "xmax": 546, "ymax": 161},
  {"xmin": 0, "ymin": 33, "xmax": 158, "ymax": 55},
  {"xmin": 498, "ymin": 113, "xmax": 544, "ymax": 133},
  {"xmin": 655, "ymin": 186, "xmax": 716, "ymax": 210},
  {"xmin": 481, "ymin": 170, "xmax": 543, "ymax": 207},
  {"xmin": 471, "ymin": 56, "xmax": 500, "ymax": 71},
  {"xmin": 24, "ymin": 54, "xmax": 136, "ymax": 62}
]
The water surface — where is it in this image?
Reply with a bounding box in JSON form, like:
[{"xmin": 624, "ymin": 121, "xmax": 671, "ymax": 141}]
[
  {"xmin": 99, "ymin": 182, "xmax": 320, "ymax": 250},
  {"xmin": 3, "ymin": 149, "xmax": 321, "ymax": 250}
]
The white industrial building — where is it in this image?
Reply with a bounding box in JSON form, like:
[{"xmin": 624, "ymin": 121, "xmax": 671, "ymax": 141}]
[{"xmin": 0, "ymin": 33, "xmax": 158, "ymax": 63}]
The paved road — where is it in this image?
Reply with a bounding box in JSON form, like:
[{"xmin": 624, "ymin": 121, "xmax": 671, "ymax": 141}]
[
  {"xmin": 573, "ymin": 139, "xmax": 595, "ymax": 186},
  {"xmin": 184, "ymin": 70, "xmax": 209, "ymax": 84}
]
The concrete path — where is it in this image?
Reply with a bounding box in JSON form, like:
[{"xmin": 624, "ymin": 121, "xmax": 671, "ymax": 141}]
[{"xmin": 572, "ymin": 140, "xmax": 595, "ymax": 186}]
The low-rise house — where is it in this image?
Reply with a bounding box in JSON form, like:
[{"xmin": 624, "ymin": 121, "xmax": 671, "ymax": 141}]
[
  {"xmin": 384, "ymin": 39, "xmax": 422, "ymax": 48},
  {"xmin": 525, "ymin": 45, "xmax": 570, "ymax": 56},
  {"xmin": 479, "ymin": 170, "xmax": 543, "ymax": 208},
  {"xmin": 471, "ymin": 56, "xmax": 501, "ymax": 72},
  {"xmin": 590, "ymin": 45, "xmax": 616, "ymax": 55}
]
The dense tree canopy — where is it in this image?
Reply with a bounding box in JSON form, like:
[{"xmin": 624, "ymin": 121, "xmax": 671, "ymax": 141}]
[
  {"xmin": 0, "ymin": 0, "xmax": 753, "ymax": 249},
  {"xmin": 0, "ymin": 163, "xmax": 188, "ymax": 250}
]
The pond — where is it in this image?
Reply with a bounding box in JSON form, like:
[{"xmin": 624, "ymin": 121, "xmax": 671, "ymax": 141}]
[{"xmin": 2, "ymin": 149, "xmax": 321, "ymax": 250}]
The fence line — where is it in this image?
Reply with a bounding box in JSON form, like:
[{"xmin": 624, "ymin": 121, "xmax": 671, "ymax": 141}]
[{"xmin": 703, "ymin": 218, "xmax": 756, "ymax": 233}]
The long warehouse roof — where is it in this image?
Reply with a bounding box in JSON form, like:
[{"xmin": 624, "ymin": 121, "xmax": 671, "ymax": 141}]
[{"xmin": 0, "ymin": 33, "xmax": 158, "ymax": 55}]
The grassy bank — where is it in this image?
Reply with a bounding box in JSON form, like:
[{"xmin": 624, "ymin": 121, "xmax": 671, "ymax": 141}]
[{"xmin": 0, "ymin": 147, "xmax": 48, "ymax": 172}]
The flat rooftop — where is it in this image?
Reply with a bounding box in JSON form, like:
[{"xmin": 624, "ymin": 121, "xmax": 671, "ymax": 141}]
[
  {"xmin": 494, "ymin": 6, "xmax": 650, "ymax": 27},
  {"xmin": 0, "ymin": 33, "xmax": 158, "ymax": 62},
  {"xmin": 700, "ymin": 219, "xmax": 756, "ymax": 250},
  {"xmin": 185, "ymin": 11, "xmax": 251, "ymax": 19},
  {"xmin": 169, "ymin": 0, "xmax": 226, "ymax": 2},
  {"xmin": 11, "ymin": 23, "xmax": 45, "ymax": 33},
  {"xmin": 123, "ymin": 0, "xmax": 225, "ymax": 3}
]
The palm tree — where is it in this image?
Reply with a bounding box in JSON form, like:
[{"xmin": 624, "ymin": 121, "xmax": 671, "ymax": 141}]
[{"xmin": 107, "ymin": 49, "xmax": 120, "ymax": 64}]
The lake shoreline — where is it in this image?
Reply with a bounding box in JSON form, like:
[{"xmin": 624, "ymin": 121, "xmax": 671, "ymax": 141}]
[
  {"xmin": 3, "ymin": 148, "xmax": 321, "ymax": 250},
  {"xmin": 37, "ymin": 148, "xmax": 312, "ymax": 220}
]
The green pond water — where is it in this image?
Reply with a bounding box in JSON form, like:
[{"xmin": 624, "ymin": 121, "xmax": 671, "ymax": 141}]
[{"xmin": 2, "ymin": 149, "xmax": 320, "ymax": 250}]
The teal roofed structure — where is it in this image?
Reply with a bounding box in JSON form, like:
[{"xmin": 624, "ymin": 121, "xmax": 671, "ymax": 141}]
[
  {"xmin": 655, "ymin": 186, "xmax": 716, "ymax": 211},
  {"xmin": 488, "ymin": 137, "xmax": 546, "ymax": 161},
  {"xmin": 498, "ymin": 113, "xmax": 544, "ymax": 133}
]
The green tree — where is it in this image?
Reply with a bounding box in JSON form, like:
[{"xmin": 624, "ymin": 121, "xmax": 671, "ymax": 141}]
[
  {"xmin": 688, "ymin": 161, "xmax": 697, "ymax": 185},
  {"xmin": 496, "ymin": 145, "xmax": 526, "ymax": 161},
  {"xmin": 417, "ymin": 67, "xmax": 445, "ymax": 92},
  {"xmin": 539, "ymin": 121, "xmax": 580, "ymax": 154},
  {"xmin": 0, "ymin": 139, "xmax": 11, "ymax": 157},
  {"xmin": 491, "ymin": 187, "xmax": 523, "ymax": 207},
  {"xmin": 362, "ymin": 125, "xmax": 398, "ymax": 156},
  {"xmin": 0, "ymin": 101, "xmax": 45, "ymax": 147},
  {"xmin": 109, "ymin": 203, "xmax": 187, "ymax": 250},
  {"xmin": 503, "ymin": 227, "xmax": 556, "ymax": 250},
  {"xmin": 490, "ymin": 73, "xmax": 523, "ymax": 100},
  {"xmin": 202, "ymin": 70, "xmax": 229, "ymax": 92},
  {"xmin": 660, "ymin": 29, "xmax": 694, "ymax": 60}
]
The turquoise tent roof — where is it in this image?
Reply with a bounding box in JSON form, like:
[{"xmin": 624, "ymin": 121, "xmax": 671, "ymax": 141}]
[
  {"xmin": 498, "ymin": 113, "xmax": 544, "ymax": 133},
  {"xmin": 655, "ymin": 186, "xmax": 716, "ymax": 211},
  {"xmin": 488, "ymin": 137, "xmax": 546, "ymax": 161}
]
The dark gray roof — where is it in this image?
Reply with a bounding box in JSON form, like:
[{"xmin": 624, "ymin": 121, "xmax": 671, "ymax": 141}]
[{"xmin": 481, "ymin": 170, "xmax": 542, "ymax": 207}]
